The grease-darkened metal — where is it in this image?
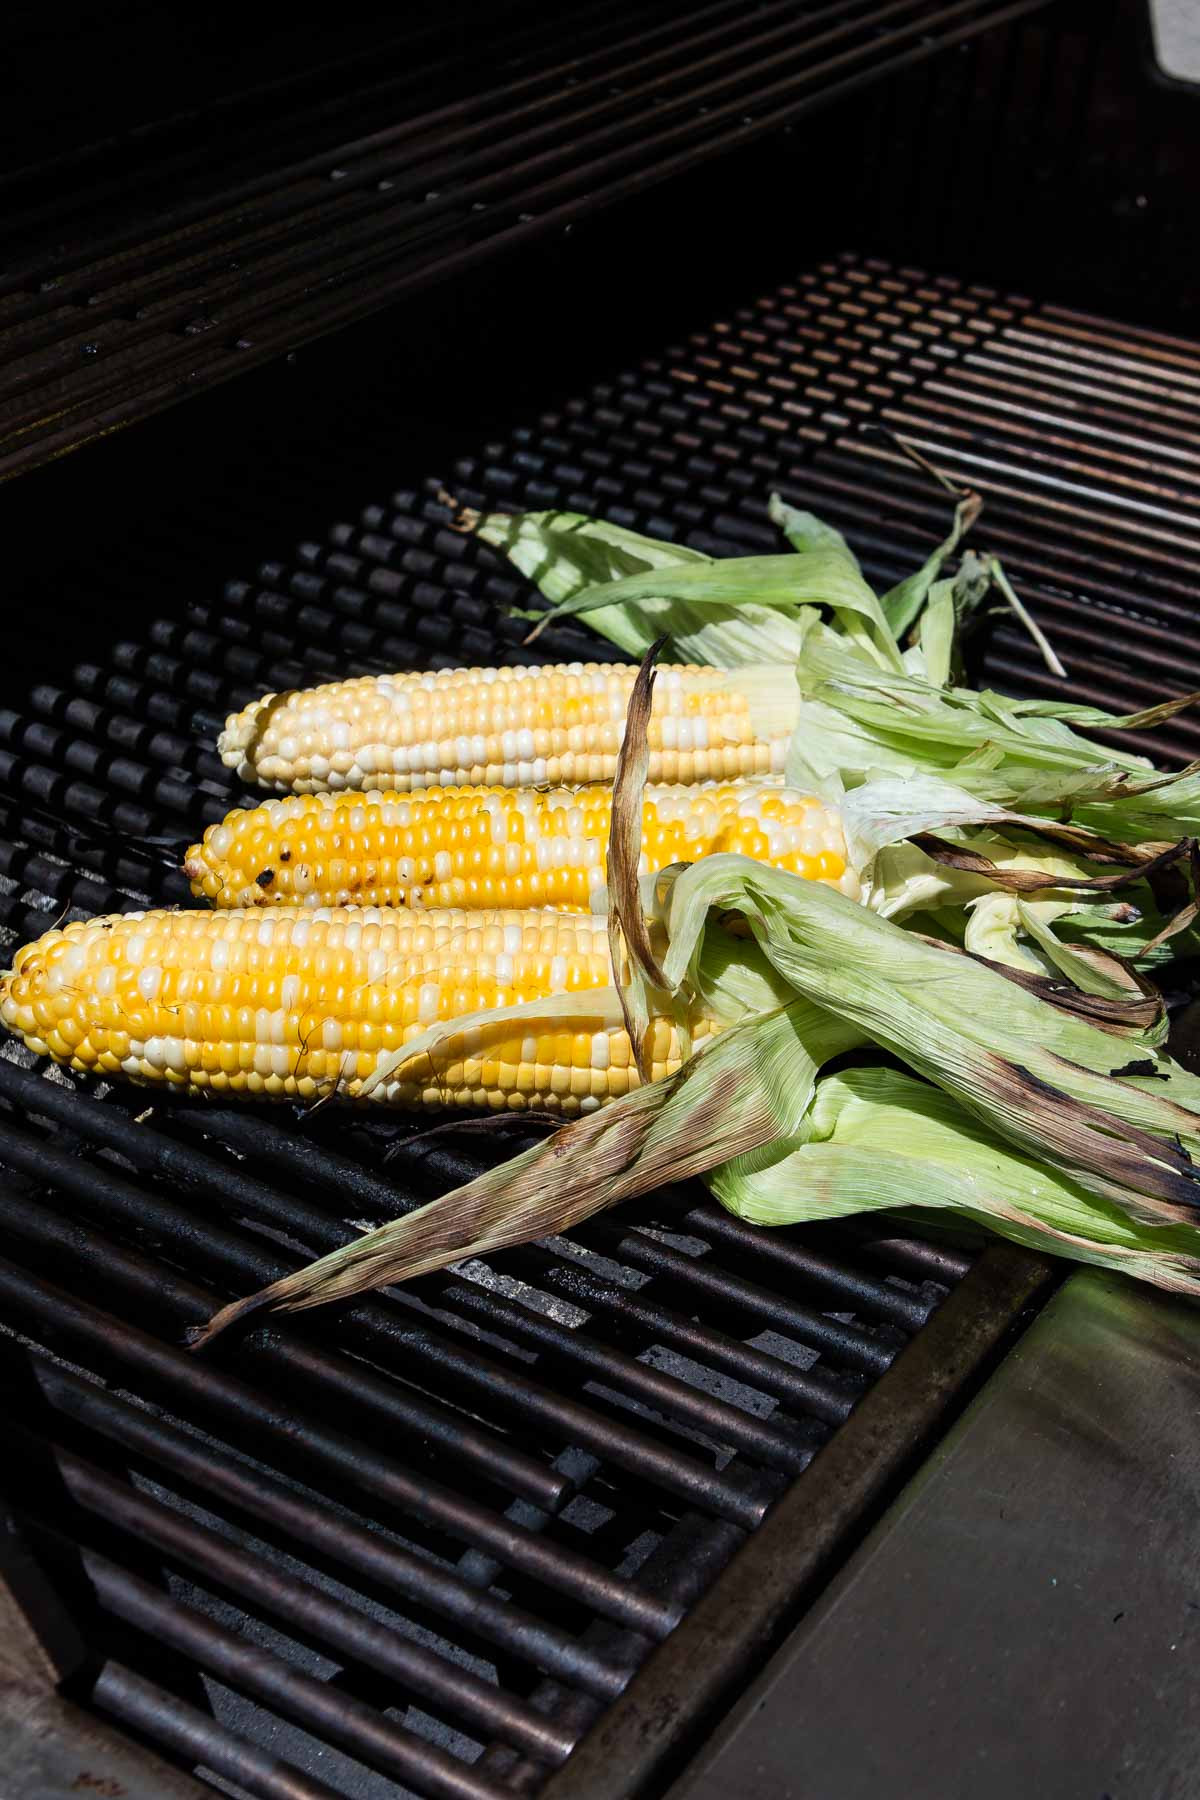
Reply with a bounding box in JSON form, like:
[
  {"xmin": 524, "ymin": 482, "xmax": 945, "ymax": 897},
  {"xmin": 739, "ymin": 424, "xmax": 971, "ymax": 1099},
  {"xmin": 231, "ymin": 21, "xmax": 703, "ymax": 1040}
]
[{"xmin": 0, "ymin": 1, "xmax": 1055, "ymax": 481}]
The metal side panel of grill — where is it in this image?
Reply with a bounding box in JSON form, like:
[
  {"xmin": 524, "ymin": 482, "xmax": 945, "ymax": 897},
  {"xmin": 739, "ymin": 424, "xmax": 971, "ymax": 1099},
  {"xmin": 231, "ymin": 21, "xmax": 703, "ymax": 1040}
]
[
  {"xmin": 663, "ymin": 1268, "xmax": 1200, "ymax": 1800},
  {"xmin": 1, "ymin": 242, "xmax": 1198, "ymax": 1797}
]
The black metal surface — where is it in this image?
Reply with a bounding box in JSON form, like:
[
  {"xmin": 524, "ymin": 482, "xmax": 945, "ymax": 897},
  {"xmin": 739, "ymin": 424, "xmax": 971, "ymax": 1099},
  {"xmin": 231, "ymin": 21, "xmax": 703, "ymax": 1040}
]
[
  {"xmin": 2, "ymin": 230, "xmax": 1197, "ymax": 1793},
  {"xmin": 0, "ymin": 0, "xmax": 1057, "ymax": 481},
  {"xmin": 0, "ymin": 1084, "xmax": 962, "ymax": 1799}
]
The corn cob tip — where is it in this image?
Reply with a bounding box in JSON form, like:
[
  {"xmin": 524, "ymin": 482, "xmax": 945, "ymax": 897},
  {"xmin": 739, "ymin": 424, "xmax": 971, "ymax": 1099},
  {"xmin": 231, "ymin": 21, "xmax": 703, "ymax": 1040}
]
[{"xmin": 217, "ymin": 696, "xmax": 275, "ymax": 767}]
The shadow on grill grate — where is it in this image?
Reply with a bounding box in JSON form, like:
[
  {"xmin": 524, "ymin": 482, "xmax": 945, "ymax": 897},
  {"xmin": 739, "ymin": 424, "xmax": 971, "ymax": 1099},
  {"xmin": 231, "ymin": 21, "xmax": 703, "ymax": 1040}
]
[{"xmin": 6, "ymin": 241, "xmax": 1196, "ymax": 1794}]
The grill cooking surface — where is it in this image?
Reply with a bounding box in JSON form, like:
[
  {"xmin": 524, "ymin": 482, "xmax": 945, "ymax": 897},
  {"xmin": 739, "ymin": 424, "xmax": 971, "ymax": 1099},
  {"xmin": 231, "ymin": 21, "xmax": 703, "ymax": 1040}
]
[
  {"xmin": 1, "ymin": 247, "xmax": 1195, "ymax": 1796},
  {"xmin": 0, "ymin": 0, "xmax": 1054, "ymax": 481},
  {"xmin": 0, "ymin": 1066, "xmax": 963, "ymax": 1799}
]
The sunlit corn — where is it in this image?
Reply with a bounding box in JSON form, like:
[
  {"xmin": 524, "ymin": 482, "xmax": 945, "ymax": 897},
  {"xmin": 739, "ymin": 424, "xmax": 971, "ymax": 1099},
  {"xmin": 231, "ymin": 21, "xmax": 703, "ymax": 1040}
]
[
  {"xmin": 218, "ymin": 661, "xmax": 799, "ymax": 793},
  {"xmin": 185, "ymin": 780, "xmax": 861, "ymax": 912},
  {"xmin": 0, "ymin": 907, "xmax": 714, "ymax": 1115}
]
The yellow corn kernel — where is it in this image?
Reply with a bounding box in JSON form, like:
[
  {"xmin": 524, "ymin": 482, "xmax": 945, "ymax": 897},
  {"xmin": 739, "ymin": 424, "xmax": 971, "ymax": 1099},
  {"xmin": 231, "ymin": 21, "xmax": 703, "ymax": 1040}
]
[
  {"xmin": 217, "ymin": 661, "xmax": 799, "ymax": 794},
  {"xmin": 0, "ymin": 906, "xmax": 713, "ymax": 1117},
  {"xmin": 185, "ymin": 781, "xmax": 858, "ymax": 910}
]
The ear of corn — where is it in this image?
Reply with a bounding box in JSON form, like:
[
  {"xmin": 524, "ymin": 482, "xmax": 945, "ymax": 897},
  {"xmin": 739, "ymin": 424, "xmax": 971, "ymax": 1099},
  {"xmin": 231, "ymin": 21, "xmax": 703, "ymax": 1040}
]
[
  {"xmin": 218, "ymin": 661, "xmax": 799, "ymax": 794},
  {"xmin": 0, "ymin": 907, "xmax": 715, "ymax": 1115},
  {"xmin": 184, "ymin": 780, "xmax": 860, "ymax": 912}
]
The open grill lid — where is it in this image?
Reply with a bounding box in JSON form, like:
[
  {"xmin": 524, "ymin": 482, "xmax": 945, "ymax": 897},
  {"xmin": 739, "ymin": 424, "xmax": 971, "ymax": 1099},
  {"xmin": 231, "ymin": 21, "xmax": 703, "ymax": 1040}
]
[{"xmin": 0, "ymin": 0, "xmax": 1057, "ymax": 482}]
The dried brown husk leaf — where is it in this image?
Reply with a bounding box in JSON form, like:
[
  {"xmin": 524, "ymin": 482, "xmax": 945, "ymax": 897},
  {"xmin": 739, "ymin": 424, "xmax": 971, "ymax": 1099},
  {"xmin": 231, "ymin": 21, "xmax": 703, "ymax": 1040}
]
[
  {"xmin": 606, "ymin": 640, "xmax": 669, "ymax": 1078},
  {"xmin": 188, "ymin": 1003, "xmax": 818, "ymax": 1348},
  {"xmin": 958, "ymin": 939, "xmax": 1165, "ymax": 1037},
  {"xmin": 910, "ymin": 831, "xmax": 1190, "ymax": 893}
]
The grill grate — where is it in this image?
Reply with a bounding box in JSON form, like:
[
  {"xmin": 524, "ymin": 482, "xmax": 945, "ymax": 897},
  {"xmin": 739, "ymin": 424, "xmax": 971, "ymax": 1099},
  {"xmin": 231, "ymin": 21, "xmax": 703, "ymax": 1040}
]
[
  {"xmin": 0, "ymin": 1062, "xmax": 960, "ymax": 1799},
  {"xmin": 3, "ymin": 242, "xmax": 1192, "ymax": 1795},
  {"xmin": 0, "ymin": 0, "xmax": 1056, "ymax": 481}
]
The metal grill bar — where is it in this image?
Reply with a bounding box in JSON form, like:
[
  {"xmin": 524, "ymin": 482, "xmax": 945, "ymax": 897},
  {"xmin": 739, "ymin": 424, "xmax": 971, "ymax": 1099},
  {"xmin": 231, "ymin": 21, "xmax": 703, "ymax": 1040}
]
[
  {"xmin": 0, "ymin": 1113, "xmax": 569, "ymax": 1508},
  {"xmin": 16, "ymin": 1356, "xmax": 618, "ymax": 1711},
  {"xmin": 0, "ymin": 1084, "xmax": 792, "ymax": 1519},
  {"xmin": 0, "ymin": 1241, "xmax": 681, "ymax": 1639},
  {"xmin": 5, "ymin": 1053, "xmax": 901, "ymax": 1420},
  {"xmin": 674, "ymin": 1203, "xmax": 934, "ymax": 1334},
  {"xmin": 97, "ymin": 1554, "xmax": 507, "ymax": 1799},
  {"xmin": 0, "ymin": 0, "xmax": 986, "ymax": 298},
  {"xmin": 477, "ymin": 1245, "xmax": 860, "ymax": 1427},
  {"xmin": 425, "ymin": 1280, "xmax": 817, "ymax": 1477},
  {"xmin": 92, "ymin": 1662, "xmax": 346, "ymax": 1800},
  {"xmin": 33, "ymin": 1527, "xmax": 520, "ymax": 1800},
  {"xmin": 576, "ymin": 1223, "xmax": 899, "ymax": 1377}
]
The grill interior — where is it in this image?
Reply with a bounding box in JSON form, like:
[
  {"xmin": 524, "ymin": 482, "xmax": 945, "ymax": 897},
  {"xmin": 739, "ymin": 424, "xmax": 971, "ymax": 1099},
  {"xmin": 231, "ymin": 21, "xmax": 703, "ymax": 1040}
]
[
  {"xmin": 0, "ymin": 1059, "xmax": 967, "ymax": 1800},
  {"xmin": 0, "ymin": 249, "xmax": 998, "ymax": 1800},
  {"xmin": 1, "ymin": 239, "xmax": 1195, "ymax": 1795},
  {"xmin": 3, "ymin": 0, "xmax": 1199, "ymax": 1793}
]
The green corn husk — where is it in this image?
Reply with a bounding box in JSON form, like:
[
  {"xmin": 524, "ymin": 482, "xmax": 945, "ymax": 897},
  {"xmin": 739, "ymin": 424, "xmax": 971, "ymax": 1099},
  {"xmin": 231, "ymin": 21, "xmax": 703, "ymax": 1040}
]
[
  {"xmin": 469, "ymin": 506, "xmax": 810, "ymax": 668},
  {"xmin": 470, "ymin": 497, "xmax": 925, "ymax": 674},
  {"xmin": 784, "ymin": 613, "xmax": 1200, "ymax": 819},
  {"xmin": 651, "ymin": 854, "xmax": 1200, "ymax": 1228},
  {"xmin": 469, "ymin": 491, "xmax": 1198, "ymax": 850},
  {"xmin": 823, "ymin": 768, "xmax": 1200, "ymax": 979},
  {"xmin": 192, "ymin": 850, "xmax": 1200, "ymax": 1340},
  {"xmin": 711, "ymin": 1066, "xmax": 1200, "ymax": 1298},
  {"xmin": 471, "ymin": 492, "xmax": 1200, "ymax": 973}
]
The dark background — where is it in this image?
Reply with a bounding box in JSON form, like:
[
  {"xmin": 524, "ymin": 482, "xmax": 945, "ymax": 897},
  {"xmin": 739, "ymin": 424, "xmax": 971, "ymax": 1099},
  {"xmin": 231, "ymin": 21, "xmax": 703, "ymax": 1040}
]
[{"xmin": 1, "ymin": 0, "xmax": 1194, "ymax": 687}]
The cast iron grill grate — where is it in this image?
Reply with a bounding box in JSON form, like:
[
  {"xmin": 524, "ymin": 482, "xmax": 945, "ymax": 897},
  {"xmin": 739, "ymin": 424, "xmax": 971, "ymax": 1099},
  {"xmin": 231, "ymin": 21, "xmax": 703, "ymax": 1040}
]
[
  {"xmin": 1, "ymin": 245, "xmax": 1190, "ymax": 1795},
  {"xmin": 0, "ymin": 0, "xmax": 1057, "ymax": 481},
  {"xmin": 0, "ymin": 1048, "xmax": 966, "ymax": 1800}
]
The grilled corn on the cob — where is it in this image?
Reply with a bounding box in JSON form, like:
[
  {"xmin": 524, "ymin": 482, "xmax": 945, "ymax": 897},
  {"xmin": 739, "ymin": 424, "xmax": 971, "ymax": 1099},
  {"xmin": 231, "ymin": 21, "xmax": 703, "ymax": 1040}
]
[
  {"xmin": 185, "ymin": 781, "xmax": 859, "ymax": 912},
  {"xmin": 219, "ymin": 661, "xmax": 799, "ymax": 794},
  {"xmin": 0, "ymin": 906, "xmax": 713, "ymax": 1114}
]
